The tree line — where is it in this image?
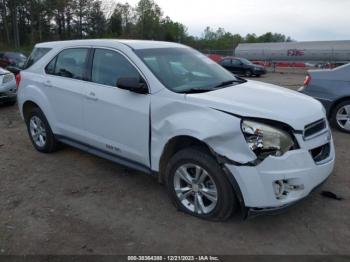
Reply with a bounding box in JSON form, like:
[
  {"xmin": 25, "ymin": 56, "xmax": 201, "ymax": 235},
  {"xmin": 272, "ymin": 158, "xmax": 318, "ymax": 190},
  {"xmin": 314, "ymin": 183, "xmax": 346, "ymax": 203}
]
[{"xmin": 0, "ymin": 0, "xmax": 292, "ymax": 52}]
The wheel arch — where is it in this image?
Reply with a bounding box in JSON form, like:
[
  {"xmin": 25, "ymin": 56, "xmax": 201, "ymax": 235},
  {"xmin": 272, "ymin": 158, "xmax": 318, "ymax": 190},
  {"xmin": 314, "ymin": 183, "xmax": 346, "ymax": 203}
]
[
  {"xmin": 158, "ymin": 135, "xmax": 247, "ymax": 217},
  {"xmin": 22, "ymin": 100, "xmax": 40, "ymax": 123},
  {"xmin": 158, "ymin": 135, "xmax": 214, "ymax": 184}
]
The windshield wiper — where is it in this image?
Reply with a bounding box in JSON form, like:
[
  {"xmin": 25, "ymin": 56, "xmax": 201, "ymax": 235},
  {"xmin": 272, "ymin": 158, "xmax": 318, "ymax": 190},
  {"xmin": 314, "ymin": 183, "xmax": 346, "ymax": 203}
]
[
  {"xmin": 178, "ymin": 88, "xmax": 215, "ymax": 94},
  {"xmin": 214, "ymin": 79, "xmax": 245, "ymax": 88}
]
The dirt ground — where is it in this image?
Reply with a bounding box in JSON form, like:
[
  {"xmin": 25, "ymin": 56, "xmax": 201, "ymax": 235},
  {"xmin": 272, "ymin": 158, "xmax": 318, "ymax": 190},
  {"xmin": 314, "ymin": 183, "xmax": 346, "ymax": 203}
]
[{"xmin": 0, "ymin": 72, "xmax": 349, "ymax": 255}]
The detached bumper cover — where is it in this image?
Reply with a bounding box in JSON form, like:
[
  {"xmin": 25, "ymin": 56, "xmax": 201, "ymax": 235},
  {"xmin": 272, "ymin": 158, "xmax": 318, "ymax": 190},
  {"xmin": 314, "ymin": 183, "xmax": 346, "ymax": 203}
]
[
  {"xmin": 246, "ymin": 175, "xmax": 329, "ymax": 218},
  {"xmin": 225, "ymin": 132, "xmax": 335, "ymax": 216}
]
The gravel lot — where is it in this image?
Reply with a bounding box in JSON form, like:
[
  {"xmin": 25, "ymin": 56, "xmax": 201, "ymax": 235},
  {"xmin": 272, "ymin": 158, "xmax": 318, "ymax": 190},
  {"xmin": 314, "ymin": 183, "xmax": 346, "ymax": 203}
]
[{"xmin": 0, "ymin": 72, "xmax": 349, "ymax": 255}]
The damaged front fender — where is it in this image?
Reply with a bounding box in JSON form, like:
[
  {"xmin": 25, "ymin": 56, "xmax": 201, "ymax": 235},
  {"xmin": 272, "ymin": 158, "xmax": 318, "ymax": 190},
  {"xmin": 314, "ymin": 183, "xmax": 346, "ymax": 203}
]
[{"xmin": 150, "ymin": 92, "xmax": 257, "ymax": 171}]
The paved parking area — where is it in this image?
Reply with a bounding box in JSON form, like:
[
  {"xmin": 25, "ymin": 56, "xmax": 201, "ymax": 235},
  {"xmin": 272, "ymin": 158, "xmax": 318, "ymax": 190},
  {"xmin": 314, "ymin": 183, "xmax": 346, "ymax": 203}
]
[{"xmin": 0, "ymin": 73, "xmax": 349, "ymax": 255}]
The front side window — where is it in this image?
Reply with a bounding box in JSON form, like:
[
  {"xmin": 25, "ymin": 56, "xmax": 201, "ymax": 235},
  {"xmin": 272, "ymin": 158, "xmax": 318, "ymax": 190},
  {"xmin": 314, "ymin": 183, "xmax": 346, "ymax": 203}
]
[
  {"xmin": 136, "ymin": 48, "xmax": 242, "ymax": 93},
  {"xmin": 51, "ymin": 48, "xmax": 89, "ymax": 79},
  {"xmin": 91, "ymin": 49, "xmax": 141, "ymax": 87}
]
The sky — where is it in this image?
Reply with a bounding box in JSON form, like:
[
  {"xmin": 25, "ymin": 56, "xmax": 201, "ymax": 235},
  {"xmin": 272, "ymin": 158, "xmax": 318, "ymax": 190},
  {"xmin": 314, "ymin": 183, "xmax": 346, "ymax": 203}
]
[{"xmin": 103, "ymin": 0, "xmax": 350, "ymax": 41}]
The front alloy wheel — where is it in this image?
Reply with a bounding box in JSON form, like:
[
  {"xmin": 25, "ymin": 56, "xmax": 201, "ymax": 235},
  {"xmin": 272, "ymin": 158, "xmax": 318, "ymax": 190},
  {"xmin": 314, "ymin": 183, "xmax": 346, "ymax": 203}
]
[
  {"xmin": 174, "ymin": 164, "xmax": 218, "ymax": 215},
  {"xmin": 166, "ymin": 147, "xmax": 237, "ymax": 221}
]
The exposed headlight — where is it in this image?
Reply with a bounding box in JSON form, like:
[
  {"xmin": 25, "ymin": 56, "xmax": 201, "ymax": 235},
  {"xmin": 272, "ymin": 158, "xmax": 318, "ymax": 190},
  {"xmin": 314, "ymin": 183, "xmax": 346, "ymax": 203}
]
[
  {"xmin": 2, "ymin": 73, "xmax": 15, "ymax": 84},
  {"xmin": 241, "ymin": 120, "xmax": 295, "ymax": 160}
]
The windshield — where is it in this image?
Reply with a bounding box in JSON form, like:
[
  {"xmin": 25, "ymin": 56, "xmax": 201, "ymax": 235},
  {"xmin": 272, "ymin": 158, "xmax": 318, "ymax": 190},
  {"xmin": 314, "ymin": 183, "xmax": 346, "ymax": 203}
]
[
  {"xmin": 135, "ymin": 47, "xmax": 243, "ymax": 93},
  {"xmin": 240, "ymin": 58, "xmax": 253, "ymax": 65}
]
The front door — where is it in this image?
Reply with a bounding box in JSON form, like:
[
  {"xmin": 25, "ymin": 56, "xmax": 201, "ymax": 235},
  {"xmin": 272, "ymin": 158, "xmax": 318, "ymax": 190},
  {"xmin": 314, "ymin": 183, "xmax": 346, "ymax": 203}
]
[{"xmin": 83, "ymin": 48, "xmax": 151, "ymax": 168}]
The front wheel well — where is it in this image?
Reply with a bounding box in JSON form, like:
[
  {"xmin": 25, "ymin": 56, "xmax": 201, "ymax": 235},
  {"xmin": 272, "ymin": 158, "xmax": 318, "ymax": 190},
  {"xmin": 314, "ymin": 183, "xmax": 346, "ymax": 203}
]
[
  {"xmin": 158, "ymin": 136, "xmax": 215, "ymax": 183},
  {"xmin": 23, "ymin": 101, "xmax": 40, "ymax": 122}
]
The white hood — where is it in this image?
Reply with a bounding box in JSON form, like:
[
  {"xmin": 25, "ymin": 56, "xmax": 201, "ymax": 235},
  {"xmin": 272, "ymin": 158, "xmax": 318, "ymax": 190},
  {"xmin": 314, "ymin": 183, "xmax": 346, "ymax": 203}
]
[{"xmin": 186, "ymin": 80, "xmax": 325, "ymax": 130}]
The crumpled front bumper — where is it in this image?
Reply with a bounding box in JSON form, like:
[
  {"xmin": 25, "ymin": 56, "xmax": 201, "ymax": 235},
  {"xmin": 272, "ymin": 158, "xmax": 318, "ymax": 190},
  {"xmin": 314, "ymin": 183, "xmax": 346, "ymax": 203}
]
[{"xmin": 225, "ymin": 129, "xmax": 335, "ymax": 217}]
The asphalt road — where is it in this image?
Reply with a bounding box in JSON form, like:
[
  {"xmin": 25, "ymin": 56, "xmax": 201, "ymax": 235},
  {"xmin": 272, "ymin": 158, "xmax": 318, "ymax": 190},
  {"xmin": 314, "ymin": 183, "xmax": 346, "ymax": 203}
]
[{"xmin": 0, "ymin": 73, "xmax": 349, "ymax": 255}]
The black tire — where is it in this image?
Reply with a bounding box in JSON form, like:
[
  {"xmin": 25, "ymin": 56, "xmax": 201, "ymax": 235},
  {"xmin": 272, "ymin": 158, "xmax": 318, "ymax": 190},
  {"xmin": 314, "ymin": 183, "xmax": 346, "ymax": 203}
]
[
  {"xmin": 165, "ymin": 147, "xmax": 238, "ymax": 221},
  {"xmin": 3, "ymin": 100, "xmax": 16, "ymax": 106},
  {"xmin": 25, "ymin": 107, "xmax": 59, "ymax": 153},
  {"xmin": 244, "ymin": 70, "xmax": 253, "ymax": 77},
  {"xmin": 331, "ymin": 100, "xmax": 350, "ymax": 133}
]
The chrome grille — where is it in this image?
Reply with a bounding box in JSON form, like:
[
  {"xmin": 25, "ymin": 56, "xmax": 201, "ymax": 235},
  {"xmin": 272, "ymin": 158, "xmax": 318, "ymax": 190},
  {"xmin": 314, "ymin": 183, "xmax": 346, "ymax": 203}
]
[{"xmin": 303, "ymin": 119, "xmax": 327, "ymax": 140}]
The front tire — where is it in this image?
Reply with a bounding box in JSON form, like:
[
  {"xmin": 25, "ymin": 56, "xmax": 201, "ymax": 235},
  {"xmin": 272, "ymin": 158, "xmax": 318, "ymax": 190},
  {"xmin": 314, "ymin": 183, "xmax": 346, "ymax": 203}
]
[
  {"xmin": 26, "ymin": 107, "xmax": 59, "ymax": 153},
  {"xmin": 166, "ymin": 147, "xmax": 237, "ymax": 221},
  {"xmin": 331, "ymin": 100, "xmax": 350, "ymax": 133}
]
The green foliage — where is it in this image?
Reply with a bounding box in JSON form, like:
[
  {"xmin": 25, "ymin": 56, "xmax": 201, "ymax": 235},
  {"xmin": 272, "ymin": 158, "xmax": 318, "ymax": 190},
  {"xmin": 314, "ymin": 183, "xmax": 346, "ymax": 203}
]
[{"xmin": 0, "ymin": 0, "xmax": 292, "ymax": 51}]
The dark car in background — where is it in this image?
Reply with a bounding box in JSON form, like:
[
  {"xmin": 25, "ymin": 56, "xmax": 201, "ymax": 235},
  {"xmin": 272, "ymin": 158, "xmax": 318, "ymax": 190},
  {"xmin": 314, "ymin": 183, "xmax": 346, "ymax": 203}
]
[
  {"xmin": 218, "ymin": 57, "xmax": 266, "ymax": 77},
  {"xmin": 0, "ymin": 52, "xmax": 27, "ymax": 75},
  {"xmin": 299, "ymin": 63, "xmax": 350, "ymax": 133}
]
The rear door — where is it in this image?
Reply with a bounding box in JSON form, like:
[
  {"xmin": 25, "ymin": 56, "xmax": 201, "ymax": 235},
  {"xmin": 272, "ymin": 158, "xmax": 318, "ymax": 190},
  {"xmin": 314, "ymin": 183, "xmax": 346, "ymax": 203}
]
[
  {"xmin": 231, "ymin": 59, "xmax": 243, "ymax": 74},
  {"xmin": 220, "ymin": 58, "xmax": 233, "ymax": 72},
  {"xmin": 44, "ymin": 47, "xmax": 90, "ymax": 141},
  {"xmin": 82, "ymin": 48, "xmax": 151, "ymax": 168}
]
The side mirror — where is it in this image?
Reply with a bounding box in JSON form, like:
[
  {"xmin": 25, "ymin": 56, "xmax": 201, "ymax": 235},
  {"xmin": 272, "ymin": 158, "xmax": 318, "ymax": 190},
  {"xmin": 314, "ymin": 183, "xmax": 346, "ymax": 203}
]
[{"xmin": 116, "ymin": 77, "xmax": 148, "ymax": 94}]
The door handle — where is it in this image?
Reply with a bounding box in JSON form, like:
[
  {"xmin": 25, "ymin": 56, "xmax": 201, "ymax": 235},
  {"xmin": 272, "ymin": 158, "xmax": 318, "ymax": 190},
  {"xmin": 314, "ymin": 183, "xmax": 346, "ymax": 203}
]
[
  {"xmin": 86, "ymin": 92, "xmax": 98, "ymax": 101},
  {"xmin": 43, "ymin": 80, "xmax": 52, "ymax": 88}
]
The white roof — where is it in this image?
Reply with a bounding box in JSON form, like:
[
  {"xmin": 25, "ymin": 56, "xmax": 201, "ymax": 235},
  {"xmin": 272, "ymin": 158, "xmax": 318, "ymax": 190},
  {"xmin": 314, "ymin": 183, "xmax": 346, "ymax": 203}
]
[{"xmin": 36, "ymin": 39, "xmax": 186, "ymax": 50}]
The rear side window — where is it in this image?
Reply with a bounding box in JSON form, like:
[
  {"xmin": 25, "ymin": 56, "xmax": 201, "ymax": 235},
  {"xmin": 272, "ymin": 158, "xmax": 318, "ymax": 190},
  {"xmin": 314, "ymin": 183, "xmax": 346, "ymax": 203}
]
[
  {"xmin": 220, "ymin": 59, "xmax": 231, "ymax": 66},
  {"xmin": 232, "ymin": 59, "xmax": 241, "ymax": 65},
  {"xmin": 25, "ymin": 48, "xmax": 51, "ymax": 69},
  {"xmin": 91, "ymin": 49, "xmax": 140, "ymax": 86},
  {"xmin": 46, "ymin": 48, "xmax": 89, "ymax": 80}
]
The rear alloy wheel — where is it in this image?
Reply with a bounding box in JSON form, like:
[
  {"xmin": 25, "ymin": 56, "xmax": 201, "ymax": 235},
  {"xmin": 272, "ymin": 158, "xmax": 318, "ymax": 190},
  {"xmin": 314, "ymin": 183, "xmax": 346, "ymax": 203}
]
[
  {"xmin": 331, "ymin": 100, "xmax": 350, "ymax": 133},
  {"xmin": 30, "ymin": 116, "xmax": 47, "ymax": 147},
  {"xmin": 166, "ymin": 147, "xmax": 237, "ymax": 221},
  {"xmin": 26, "ymin": 107, "xmax": 59, "ymax": 153}
]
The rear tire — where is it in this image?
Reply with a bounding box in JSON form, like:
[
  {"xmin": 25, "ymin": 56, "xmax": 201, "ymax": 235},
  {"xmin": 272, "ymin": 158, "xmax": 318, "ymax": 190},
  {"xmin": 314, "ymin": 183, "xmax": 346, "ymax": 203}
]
[
  {"xmin": 25, "ymin": 107, "xmax": 59, "ymax": 153},
  {"xmin": 3, "ymin": 100, "xmax": 16, "ymax": 106},
  {"xmin": 331, "ymin": 100, "xmax": 350, "ymax": 133},
  {"xmin": 165, "ymin": 147, "xmax": 237, "ymax": 221},
  {"xmin": 244, "ymin": 70, "xmax": 252, "ymax": 77}
]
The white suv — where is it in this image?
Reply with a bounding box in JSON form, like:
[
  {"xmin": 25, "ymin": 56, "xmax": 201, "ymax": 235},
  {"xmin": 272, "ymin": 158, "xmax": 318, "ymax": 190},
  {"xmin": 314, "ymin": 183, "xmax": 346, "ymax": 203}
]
[{"xmin": 18, "ymin": 40, "xmax": 335, "ymax": 220}]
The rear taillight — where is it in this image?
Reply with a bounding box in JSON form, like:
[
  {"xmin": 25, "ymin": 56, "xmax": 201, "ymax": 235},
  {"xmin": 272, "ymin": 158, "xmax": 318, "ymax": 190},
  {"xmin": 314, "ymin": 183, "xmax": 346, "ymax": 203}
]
[
  {"xmin": 15, "ymin": 73, "xmax": 21, "ymax": 88},
  {"xmin": 303, "ymin": 74, "xmax": 311, "ymax": 86}
]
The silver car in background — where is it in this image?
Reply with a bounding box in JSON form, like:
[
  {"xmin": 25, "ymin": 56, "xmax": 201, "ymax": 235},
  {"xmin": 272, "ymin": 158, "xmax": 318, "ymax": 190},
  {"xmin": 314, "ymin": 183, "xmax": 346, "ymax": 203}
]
[
  {"xmin": 299, "ymin": 63, "xmax": 350, "ymax": 133},
  {"xmin": 0, "ymin": 67, "xmax": 17, "ymax": 106}
]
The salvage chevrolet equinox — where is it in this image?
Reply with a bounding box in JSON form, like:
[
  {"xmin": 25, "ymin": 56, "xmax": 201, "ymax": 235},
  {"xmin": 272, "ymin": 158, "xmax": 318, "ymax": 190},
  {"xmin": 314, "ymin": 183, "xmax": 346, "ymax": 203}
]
[{"xmin": 18, "ymin": 40, "xmax": 335, "ymax": 220}]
